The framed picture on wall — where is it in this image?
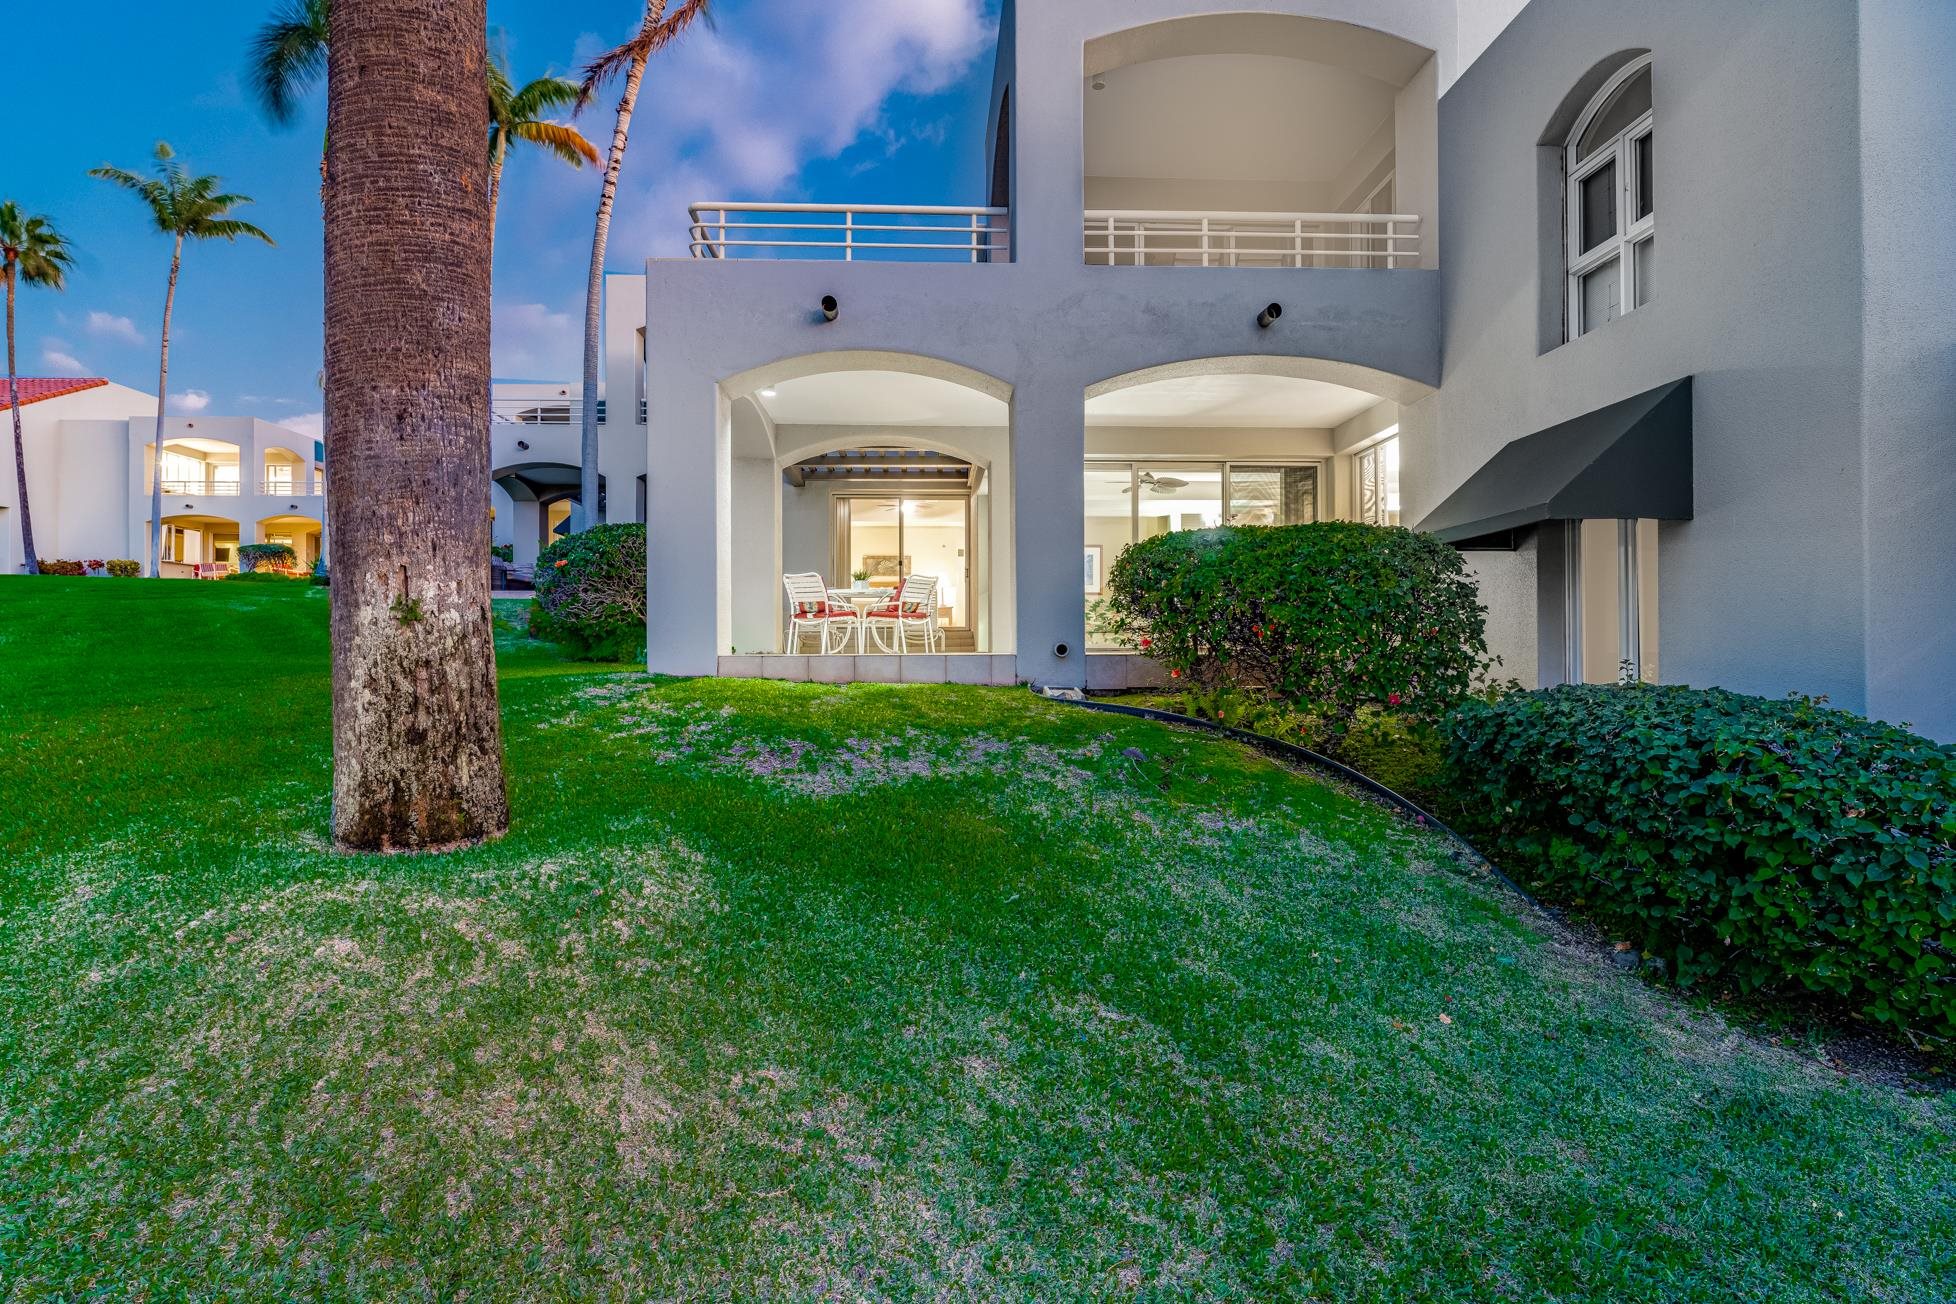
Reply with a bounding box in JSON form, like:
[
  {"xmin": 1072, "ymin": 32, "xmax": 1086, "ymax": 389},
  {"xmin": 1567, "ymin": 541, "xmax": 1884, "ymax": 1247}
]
[{"xmin": 1084, "ymin": 545, "xmax": 1103, "ymax": 595}]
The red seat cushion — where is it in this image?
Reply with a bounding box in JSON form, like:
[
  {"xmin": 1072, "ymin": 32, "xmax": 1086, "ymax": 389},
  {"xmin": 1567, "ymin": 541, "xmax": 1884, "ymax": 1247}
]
[
  {"xmin": 792, "ymin": 604, "xmax": 857, "ymax": 619},
  {"xmin": 867, "ymin": 609, "xmax": 931, "ymax": 620}
]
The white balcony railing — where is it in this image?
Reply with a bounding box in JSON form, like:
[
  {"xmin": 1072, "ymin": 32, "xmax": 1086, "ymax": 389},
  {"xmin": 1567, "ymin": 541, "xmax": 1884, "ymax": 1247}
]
[
  {"xmin": 161, "ymin": 480, "xmax": 241, "ymax": 496},
  {"xmin": 689, "ymin": 202, "xmax": 1010, "ymax": 262},
  {"xmin": 1085, "ymin": 210, "xmax": 1422, "ymax": 269}
]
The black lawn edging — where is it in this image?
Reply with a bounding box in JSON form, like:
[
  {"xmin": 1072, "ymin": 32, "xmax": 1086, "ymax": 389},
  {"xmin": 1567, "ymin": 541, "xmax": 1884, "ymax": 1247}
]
[{"xmin": 1054, "ymin": 692, "xmax": 1544, "ymax": 914}]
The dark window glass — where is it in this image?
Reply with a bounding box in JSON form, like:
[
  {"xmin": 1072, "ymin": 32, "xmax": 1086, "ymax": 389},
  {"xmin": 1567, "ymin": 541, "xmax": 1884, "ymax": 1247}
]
[
  {"xmin": 1581, "ymin": 160, "xmax": 1618, "ymax": 253},
  {"xmin": 1635, "ymin": 132, "xmax": 1653, "ymax": 219}
]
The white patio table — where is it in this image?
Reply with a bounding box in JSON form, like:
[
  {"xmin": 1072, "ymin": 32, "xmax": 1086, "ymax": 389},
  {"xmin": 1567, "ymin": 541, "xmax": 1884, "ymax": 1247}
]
[{"xmin": 826, "ymin": 588, "xmax": 888, "ymax": 653}]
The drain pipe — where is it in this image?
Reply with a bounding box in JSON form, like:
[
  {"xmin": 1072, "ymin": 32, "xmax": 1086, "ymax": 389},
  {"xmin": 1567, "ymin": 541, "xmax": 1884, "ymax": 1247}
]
[{"xmin": 1043, "ymin": 690, "xmax": 1543, "ymax": 912}]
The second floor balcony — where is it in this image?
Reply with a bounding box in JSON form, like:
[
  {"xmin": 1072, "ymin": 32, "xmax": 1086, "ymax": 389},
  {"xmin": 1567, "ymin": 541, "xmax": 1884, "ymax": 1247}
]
[
  {"xmin": 689, "ymin": 203, "xmax": 1010, "ymax": 262},
  {"xmin": 1084, "ymin": 209, "xmax": 1420, "ymax": 269}
]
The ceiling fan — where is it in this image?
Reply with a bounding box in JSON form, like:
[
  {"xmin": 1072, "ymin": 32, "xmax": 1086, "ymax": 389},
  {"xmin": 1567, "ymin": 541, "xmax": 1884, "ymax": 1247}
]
[{"xmin": 1123, "ymin": 471, "xmax": 1189, "ymax": 495}]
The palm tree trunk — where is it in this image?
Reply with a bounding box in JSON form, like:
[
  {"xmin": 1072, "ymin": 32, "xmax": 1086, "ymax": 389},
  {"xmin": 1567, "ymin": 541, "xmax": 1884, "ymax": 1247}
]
[
  {"xmin": 149, "ymin": 235, "xmax": 182, "ymax": 579},
  {"xmin": 325, "ymin": 0, "xmax": 508, "ymax": 851},
  {"xmin": 5, "ymin": 273, "xmax": 40, "ymax": 575},
  {"xmin": 579, "ymin": 2, "xmax": 662, "ymax": 531}
]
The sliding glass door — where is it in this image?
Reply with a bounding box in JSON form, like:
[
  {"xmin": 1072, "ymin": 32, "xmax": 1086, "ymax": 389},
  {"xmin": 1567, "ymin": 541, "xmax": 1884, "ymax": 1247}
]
[
  {"xmin": 835, "ymin": 495, "xmax": 970, "ymax": 630},
  {"xmin": 1086, "ymin": 461, "xmax": 1321, "ymax": 647}
]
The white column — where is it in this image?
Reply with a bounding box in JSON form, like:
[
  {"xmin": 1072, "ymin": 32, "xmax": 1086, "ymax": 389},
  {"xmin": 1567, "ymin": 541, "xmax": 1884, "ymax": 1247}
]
[
  {"xmin": 645, "ymin": 377, "xmax": 729, "ymax": 675},
  {"xmin": 1010, "ymin": 374, "xmax": 1087, "ymax": 687}
]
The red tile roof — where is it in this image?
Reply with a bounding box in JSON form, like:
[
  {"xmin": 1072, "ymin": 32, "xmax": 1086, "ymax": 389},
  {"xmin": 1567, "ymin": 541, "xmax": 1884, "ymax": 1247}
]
[{"xmin": 0, "ymin": 377, "xmax": 110, "ymax": 411}]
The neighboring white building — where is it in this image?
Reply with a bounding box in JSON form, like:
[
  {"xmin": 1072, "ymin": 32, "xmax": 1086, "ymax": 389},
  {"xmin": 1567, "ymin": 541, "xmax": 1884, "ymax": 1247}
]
[{"xmin": 1, "ymin": 378, "xmax": 325, "ymax": 575}]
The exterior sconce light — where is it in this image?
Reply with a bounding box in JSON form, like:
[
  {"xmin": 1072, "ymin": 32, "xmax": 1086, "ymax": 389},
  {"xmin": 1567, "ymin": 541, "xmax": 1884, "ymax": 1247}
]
[
  {"xmin": 820, "ymin": 295, "xmax": 840, "ymax": 323},
  {"xmin": 516, "ymin": 439, "xmax": 530, "ymax": 451},
  {"xmin": 1258, "ymin": 302, "xmax": 1283, "ymax": 329}
]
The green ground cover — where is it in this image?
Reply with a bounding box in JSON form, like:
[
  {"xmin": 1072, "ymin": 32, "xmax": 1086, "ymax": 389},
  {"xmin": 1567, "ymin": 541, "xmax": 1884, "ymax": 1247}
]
[{"xmin": 0, "ymin": 579, "xmax": 1950, "ymax": 1300}]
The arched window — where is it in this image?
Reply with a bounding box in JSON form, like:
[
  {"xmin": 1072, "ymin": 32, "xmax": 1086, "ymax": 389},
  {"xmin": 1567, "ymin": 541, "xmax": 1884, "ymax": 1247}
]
[{"xmin": 1566, "ymin": 58, "xmax": 1653, "ymax": 339}]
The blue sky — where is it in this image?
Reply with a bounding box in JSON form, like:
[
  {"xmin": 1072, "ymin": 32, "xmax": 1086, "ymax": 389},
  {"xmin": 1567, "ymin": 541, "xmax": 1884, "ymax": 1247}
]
[{"xmin": 3, "ymin": 0, "xmax": 1000, "ymax": 437}]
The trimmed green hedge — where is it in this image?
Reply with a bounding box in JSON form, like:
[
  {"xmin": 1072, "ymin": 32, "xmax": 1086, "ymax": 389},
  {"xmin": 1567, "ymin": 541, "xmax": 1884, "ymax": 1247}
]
[
  {"xmin": 1106, "ymin": 523, "xmax": 1491, "ymax": 727},
  {"xmin": 237, "ymin": 543, "xmax": 297, "ymax": 574},
  {"xmin": 1447, "ymin": 683, "xmax": 1956, "ymax": 1043},
  {"xmin": 530, "ymin": 524, "xmax": 646, "ymax": 661}
]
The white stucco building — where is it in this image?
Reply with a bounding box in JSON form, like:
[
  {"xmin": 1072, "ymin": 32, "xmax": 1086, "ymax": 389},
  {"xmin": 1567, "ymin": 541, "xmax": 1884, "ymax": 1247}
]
[
  {"xmin": 1, "ymin": 379, "xmax": 326, "ymax": 575},
  {"xmin": 543, "ymin": 0, "xmax": 1950, "ymax": 738}
]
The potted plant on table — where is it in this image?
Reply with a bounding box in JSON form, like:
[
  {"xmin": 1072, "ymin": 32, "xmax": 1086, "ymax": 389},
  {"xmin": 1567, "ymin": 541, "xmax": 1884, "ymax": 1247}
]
[{"xmin": 852, "ymin": 568, "xmax": 870, "ymax": 593}]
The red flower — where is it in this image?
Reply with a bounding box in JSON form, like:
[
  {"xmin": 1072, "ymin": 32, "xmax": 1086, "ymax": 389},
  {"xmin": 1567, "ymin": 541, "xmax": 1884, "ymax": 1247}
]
[
  {"xmin": 1388, "ymin": 693, "xmax": 1403, "ymax": 706},
  {"xmin": 1139, "ymin": 636, "xmax": 1152, "ymax": 650},
  {"xmin": 554, "ymin": 559, "xmax": 569, "ymax": 569},
  {"xmin": 1169, "ymin": 669, "xmax": 1181, "ymax": 679}
]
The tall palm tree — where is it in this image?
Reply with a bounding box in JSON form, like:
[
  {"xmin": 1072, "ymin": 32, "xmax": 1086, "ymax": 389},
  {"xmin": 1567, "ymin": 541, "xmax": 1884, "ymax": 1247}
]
[
  {"xmin": 323, "ymin": 0, "xmax": 508, "ymax": 850},
  {"xmin": 0, "ymin": 203, "xmax": 74, "ymax": 577},
  {"xmin": 90, "ymin": 144, "xmax": 273, "ymax": 578},
  {"xmin": 486, "ymin": 50, "xmax": 598, "ymax": 257},
  {"xmin": 575, "ymin": 0, "xmax": 712, "ymax": 529}
]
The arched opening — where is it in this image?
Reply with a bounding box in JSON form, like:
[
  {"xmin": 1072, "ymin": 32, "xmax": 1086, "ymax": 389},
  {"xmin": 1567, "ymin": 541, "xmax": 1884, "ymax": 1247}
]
[
  {"xmin": 1083, "ymin": 357, "xmax": 1410, "ymax": 655},
  {"xmin": 717, "ymin": 351, "xmax": 1012, "ymax": 659},
  {"xmin": 154, "ymin": 436, "xmax": 243, "ymax": 498},
  {"xmin": 156, "ymin": 512, "xmax": 242, "ymax": 578},
  {"xmin": 491, "ymin": 461, "xmax": 598, "ymax": 571},
  {"xmin": 1082, "ymin": 13, "xmax": 1437, "ymax": 268},
  {"xmin": 255, "ymin": 514, "xmax": 323, "ymax": 570}
]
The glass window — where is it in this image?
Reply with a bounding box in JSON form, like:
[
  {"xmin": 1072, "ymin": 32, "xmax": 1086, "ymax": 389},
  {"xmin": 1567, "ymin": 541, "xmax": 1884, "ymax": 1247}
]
[
  {"xmin": 1567, "ymin": 60, "xmax": 1654, "ymax": 340},
  {"xmin": 1356, "ymin": 439, "xmax": 1402, "ymax": 527},
  {"xmin": 1581, "ymin": 258, "xmax": 1621, "ymax": 332},
  {"xmin": 1575, "ymin": 67, "xmax": 1652, "ymax": 162},
  {"xmin": 1228, "ymin": 466, "xmax": 1319, "ymax": 526},
  {"xmin": 1580, "ymin": 161, "xmax": 1617, "ymax": 253},
  {"xmin": 1634, "ymin": 132, "xmax": 1653, "ymax": 220}
]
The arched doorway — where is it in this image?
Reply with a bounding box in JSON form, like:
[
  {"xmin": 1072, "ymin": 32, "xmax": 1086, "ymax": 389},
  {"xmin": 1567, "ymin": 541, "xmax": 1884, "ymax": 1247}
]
[
  {"xmin": 491, "ymin": 461, "xmax": 599, "ymax": 568},
  {"xmin": 157, "ymin": 512, "xmax": 242, "ymax": 578},
  {"xmin": 714, "ymin": 351, "xmax": 1013, "ymax": 659}
]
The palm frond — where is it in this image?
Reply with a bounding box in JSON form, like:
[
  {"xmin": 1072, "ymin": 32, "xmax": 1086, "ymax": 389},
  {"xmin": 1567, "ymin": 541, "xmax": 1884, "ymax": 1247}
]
[
  {"xmin": 0, "ymin": 204, "xmax": 75, "ymax": 290},
  {"xmin": 248, "ymin": 0, "xmax": 331, "ymax": 126},
  {"xmin": 191, "ymin": 218, "xmax": 275, "ymax": 245},
  {"xmin": 577, "ymin": 0, "xmax": 713, "ymax": 109},
  {"xmin": 512, "ymin": 120, "xmax": 600, "ymax": 167},
  {"xmin": 509, "ymin": 75, "xmax": 582, "ymax": 121}
]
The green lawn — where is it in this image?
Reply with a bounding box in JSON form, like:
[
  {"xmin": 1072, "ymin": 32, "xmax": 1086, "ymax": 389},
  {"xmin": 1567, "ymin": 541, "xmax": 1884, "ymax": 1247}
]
[{"xmin": 1, "ymin": 579, "xmax": 1950, "ymax": 1300}]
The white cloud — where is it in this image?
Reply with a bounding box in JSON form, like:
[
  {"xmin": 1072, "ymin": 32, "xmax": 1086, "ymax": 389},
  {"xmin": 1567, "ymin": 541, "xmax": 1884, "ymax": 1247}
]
[
  {"xmin": 493, "ymin": 300, "xmax": 580, "ymax": 379},
  {"xmin": 40, "ymin": 347, "xmax": 87, "ymax": 376},
  {"xmin": 593, "ymin": 0, "xmax": 994, "ymax": 257},
  {"xmin": 85, "ymin": 311, "xmax": 143, "ymax": 345},
  {"xmin": 168, "ymin": 390, "xmax": 212, "ymax": 414},
  {"xmin": 276, "ymin": 412, "xmax": 325, "ymax": 441}
]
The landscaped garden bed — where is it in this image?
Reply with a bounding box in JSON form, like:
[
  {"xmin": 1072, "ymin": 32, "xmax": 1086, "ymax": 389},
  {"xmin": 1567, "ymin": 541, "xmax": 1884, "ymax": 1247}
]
[{"xmin": 1, "ymin": 579, "xmax": 1951, "ymax": 1298}]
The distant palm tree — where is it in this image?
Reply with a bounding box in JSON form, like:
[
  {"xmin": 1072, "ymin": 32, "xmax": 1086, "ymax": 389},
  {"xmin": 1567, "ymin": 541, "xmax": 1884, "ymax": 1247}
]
[
  {"xmin": 323, "ymin": 0, "xmax": 508, "ymax": 850},
  {"xmin": 487, "ymin": 50, "xmax": 598, "ymax": 257},
  {"xmin": 90, "ymin": 145, "xmax": 273, "ymax": 577},
  {"xmin": 0, "ymin": 203, "xmax": 75, "ymax": 576},
  {"xmin": 575, "ymin": 0, "xmax": 712, "ymax": 529}
]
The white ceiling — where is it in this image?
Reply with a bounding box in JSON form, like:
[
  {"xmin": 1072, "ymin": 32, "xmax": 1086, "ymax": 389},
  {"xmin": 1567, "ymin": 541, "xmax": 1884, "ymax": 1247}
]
[
  {"xmin": 1087, "ymin": 373, "xmax": 1381, "ymax": 428},
  {"xmin": 753, "ymin": 369, "xmax": 1382, "ymax": 431},
  {"xmin": 1085, "ymin": 54, "xmax": 1397, "ymax": 184},
  {"xmin": 754, "ymin": 371, "xmax": 1008, "ymax": 427}
]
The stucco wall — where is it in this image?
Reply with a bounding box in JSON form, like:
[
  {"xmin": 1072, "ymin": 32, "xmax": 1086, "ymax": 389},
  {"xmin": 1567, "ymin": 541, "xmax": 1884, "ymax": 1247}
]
[
  {"xmin": 1856, "ymin": 1, "xmax": 1956, "ymax": 740},
  {"xmin": 1424, "ymin": 0, "xmax": 1876, "ymax": 714}
]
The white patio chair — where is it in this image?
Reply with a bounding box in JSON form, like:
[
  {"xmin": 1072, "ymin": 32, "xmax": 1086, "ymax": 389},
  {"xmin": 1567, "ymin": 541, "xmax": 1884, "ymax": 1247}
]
[
  {"xmin": 863, "ymin": 574, "xmax": 944, "ymax": 654},
  {"xmin": 783, "ymin": 572, "xmax": 859, "ymax": 654}
]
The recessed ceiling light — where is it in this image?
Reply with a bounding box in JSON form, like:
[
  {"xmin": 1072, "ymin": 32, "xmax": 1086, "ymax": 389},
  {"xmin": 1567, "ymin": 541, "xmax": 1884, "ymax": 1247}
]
[{"xmin": 759, "ymin": 388, "xmax": 779, "ymax": 398}]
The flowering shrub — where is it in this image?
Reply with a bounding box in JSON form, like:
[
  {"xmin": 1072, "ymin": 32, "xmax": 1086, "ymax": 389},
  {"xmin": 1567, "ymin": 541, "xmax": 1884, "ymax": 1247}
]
[
  {"xmin": 105, "ymin": 559, "xmax": 140, "ymax": 578},
  {"xmin": 530, "ymin": 524, "xmax": 646, "ymax": 661},
  {"xmin": 1106, "ymin": 523, "xmax": 1491, "ymax": 728},
  {"xmin": 36, "ymin": 559, "xmax": 85, "ymax": 577},
  {"xmin": 1447, "ymin": 683, "xmax": 1956, "ymax": 1044},
  {"xmin": 237, "ymin": 543, "xmax": 298, "ymax": 574}
]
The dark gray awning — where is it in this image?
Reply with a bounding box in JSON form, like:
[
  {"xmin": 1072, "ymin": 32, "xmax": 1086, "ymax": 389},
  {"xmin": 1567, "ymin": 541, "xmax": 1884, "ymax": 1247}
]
[{"xmin": 1416, "ymin": 378, "xmax": 1693, "ymax": 545}]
